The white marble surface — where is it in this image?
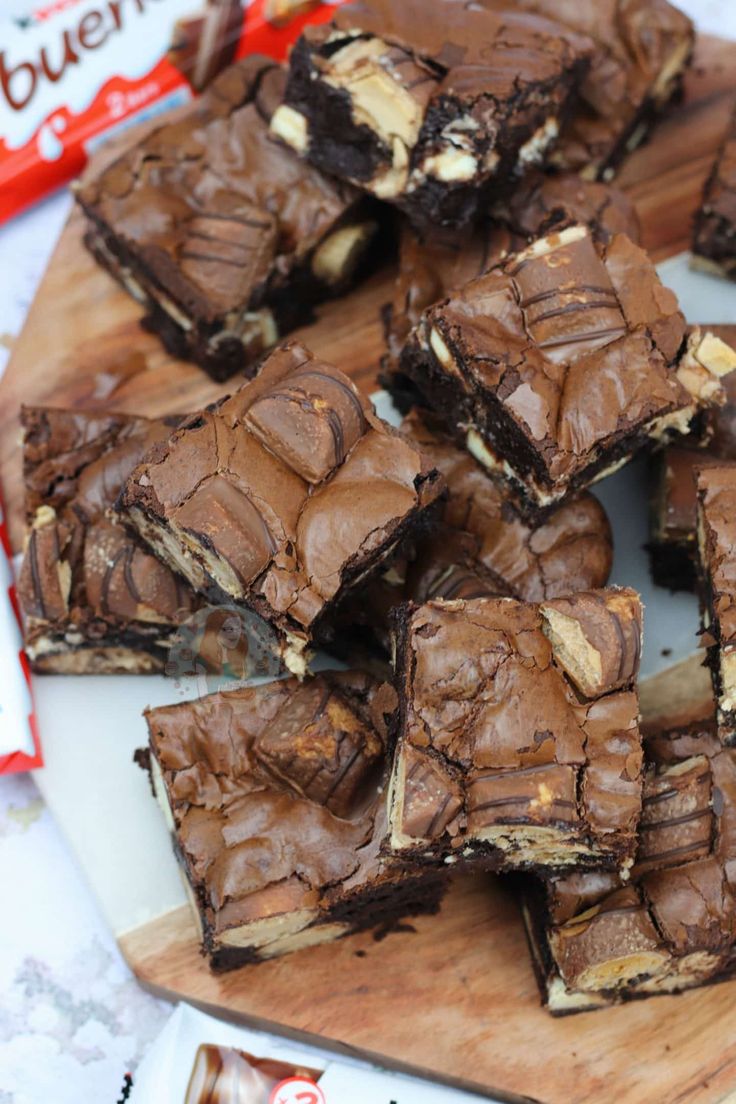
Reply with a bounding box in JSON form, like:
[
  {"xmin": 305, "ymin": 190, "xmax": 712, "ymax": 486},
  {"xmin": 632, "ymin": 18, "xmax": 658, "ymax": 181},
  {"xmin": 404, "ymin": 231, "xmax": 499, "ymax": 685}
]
[{"xmin": 1, "ymin": 6, "xmax": 736, "ymax": 1101}]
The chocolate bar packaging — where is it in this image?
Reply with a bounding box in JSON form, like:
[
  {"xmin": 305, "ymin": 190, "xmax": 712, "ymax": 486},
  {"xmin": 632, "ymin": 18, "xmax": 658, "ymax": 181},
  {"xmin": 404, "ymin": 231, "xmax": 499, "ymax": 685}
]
[{"xmin": 0, "ymin": 0, "xmax": 344, "ymax": 223}]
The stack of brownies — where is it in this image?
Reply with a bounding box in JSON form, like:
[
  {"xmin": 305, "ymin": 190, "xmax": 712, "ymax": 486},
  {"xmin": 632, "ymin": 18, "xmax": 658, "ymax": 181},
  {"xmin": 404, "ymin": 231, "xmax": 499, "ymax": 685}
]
[{"xmin": 17, "ymin": 0, "xmax": 736, "ymax": 1014}]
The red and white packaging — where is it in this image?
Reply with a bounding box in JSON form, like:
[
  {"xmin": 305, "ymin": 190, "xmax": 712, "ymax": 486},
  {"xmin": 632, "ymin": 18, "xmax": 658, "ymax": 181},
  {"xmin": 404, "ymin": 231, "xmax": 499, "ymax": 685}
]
[
  {"xmin": 0, "ymin": 0, "xmax": 343, "ymax": 224},
  {"xmin": 0, "ymin": 492, "xmax": 42, "ymax": 773}
]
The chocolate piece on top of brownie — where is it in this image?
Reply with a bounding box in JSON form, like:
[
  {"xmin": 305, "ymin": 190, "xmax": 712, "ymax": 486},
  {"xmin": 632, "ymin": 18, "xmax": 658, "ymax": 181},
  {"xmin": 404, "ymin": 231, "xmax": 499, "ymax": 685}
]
[
  {"xmin": 387, "ymin": 589, "xmax": 644, "ymax": 874},
  {"xmin": 270, "ymin": 0, "xmax": 593, "ymax": 228},
  {"xmin": 401, "ymin": 409, "xmax": 613, "ymax": 603},
  {"xmin": 74, "ymin": 57, "xmax": 380, "ymax": 382},
  {"xmin": 119, "ymin": 342, "xmax": 445, "ymax": 676},
  {"xmin": 397, "ymin": 224, "xmax": 735, "ymax": 514},
  {"xmin": 144, "ymin": 670, "xmax": 445, "ymax": 969},
  {"xmin": 17, "ymin": 407, "xmax": 196, "ymax": 674},
  {"xmin": 693, "ymin": 105, "xmax": 736, "ymax": 280},
  {"xmin": 522, "ymin": 716, "xmax": 736, "ymax": 1013},
  {"xmin": 696, "ymin": 463, "xmax": 736, "ymax": 746},
  {"xmin": 509, "ymin": 0, "xmax": 694, "ymax": 179},
  {"xmin": 381, "ymin": 172, "xmax": 641, "ymax": 401}
]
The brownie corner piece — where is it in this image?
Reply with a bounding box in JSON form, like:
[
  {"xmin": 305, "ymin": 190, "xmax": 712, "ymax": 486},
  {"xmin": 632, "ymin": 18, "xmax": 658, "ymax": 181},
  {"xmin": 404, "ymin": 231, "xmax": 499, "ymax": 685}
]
[
  {"xmin": 120, "ymin": 341, "xmax": 445, "ymax": 676},
  {"xmin": 16, "ymin": 405, "xmax": 196, "ymax": 674},
  {"xmin": 696, "ymin": 461, "xmax": 736, "ymax": 745},
  {"xmin": 144, "ymin": 670, "xmax": 445, "ymax": 969},
  {"xmin": 692, "ymin": 105, "xmax": 736, "ymax": 280},
  {"xmin": 526, "ymin": 0, "xmax": 694, "ymax": 179},
  {"xmin": 271, "ymin": 0, "xmax": 592, "ymax": 227},
  {"xmin": 387, "ymin": 588, "xmax": 644, "ymax": 875},
  {"xmin": 522, "ymin": 715, "xmax": 736, "ymax": 1013},
  {"xmin": 398, "ymin": 225, "xmax": 733, "ymax": 512},
  {"xmin": 74, "ymin": 57, "xmax": 380, "ymax": 382}
]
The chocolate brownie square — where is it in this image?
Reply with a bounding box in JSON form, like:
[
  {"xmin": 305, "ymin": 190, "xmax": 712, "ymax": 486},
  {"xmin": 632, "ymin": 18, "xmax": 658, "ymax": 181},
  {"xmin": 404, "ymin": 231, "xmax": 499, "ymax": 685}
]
[
  {"xmin": 144, "ymin": 670, "xmax": 445, "ymax": 969},
  {"xmin": 510, "ymin": 0, "xmax": 694, "ymax": 178},
  {"xmin": 388, "ymin": 589, "xmax": 644, "ymax": 874},
  {"xmin": 271, "ymin": 0, "xmax": 592, "ymax": 227},
  {"xmin": 119, "ymin": 342, "xmax": 445, "ymax": 675},
  {"xmin": 75, "ymin": 57, "xmax": 380, "ymax": 382},
  {"xmin": 397, "ymin": 225, "xmax": 734, "ymax": 514},
  {"xmin": 522, "ymin": 716, "xmax": 736, "ymax": 1012},
  {"xmin": 17, "ymin": 406, "xmax": 196, "ymax": 674},
  {"xmin": 381, "ymin": 172, "xmax": 641, "ymax": 402}
]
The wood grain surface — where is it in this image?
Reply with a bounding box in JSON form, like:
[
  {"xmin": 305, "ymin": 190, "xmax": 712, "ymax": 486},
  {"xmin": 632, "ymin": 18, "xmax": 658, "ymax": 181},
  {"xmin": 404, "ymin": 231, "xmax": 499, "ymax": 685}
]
[
  {"xmin": 120, "ymin": 875, "xmax": 736, "ymax": 1104},
  {"xmin": 2, "ymin": 31, "xmax": 736, "ymax": 1104}
]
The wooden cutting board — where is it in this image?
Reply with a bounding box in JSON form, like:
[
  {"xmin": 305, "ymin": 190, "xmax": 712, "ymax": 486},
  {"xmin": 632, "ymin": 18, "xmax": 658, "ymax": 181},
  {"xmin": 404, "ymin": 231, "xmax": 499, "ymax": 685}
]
[{"xmin": 2, "ymin": 33, "xmax": 736, "ymax": 1104}]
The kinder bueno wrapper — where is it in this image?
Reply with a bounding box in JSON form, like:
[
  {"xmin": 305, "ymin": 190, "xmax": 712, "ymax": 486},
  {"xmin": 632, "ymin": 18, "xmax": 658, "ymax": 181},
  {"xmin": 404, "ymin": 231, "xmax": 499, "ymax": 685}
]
[
  {"xmin": 0, "ymin": 493, "xmax": 42, "ymax": 773},
  {"xmin": 0, "ymin": 0, "xmax": 342, "ymax": 224}
]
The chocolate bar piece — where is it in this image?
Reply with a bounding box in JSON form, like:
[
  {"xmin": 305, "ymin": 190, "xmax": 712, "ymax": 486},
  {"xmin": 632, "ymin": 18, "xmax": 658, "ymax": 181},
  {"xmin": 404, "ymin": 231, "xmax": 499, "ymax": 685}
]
[
  {"xmin": 120, "ymin": 342, "xmax": 445, "ymax": 676},
  {"xmin": 17, "ymin": 407, "xmax": 196, "ymax": 674},
  {"xmin": 522, "ymin": 717, "xmax": 736, "ymax": 1013},
  {"xmin": 144, "ymin": 671, "xmax": 445, "ymax": 969},
  {"xmin": 696, "ymin": 463, "xmax": 736, "ymax": 746},
  {"xmin": 75, "ymin": 58, "xmax": 380, "ymax": 382},
  {"xmin": 510, "ymin": 0, "xmax": 694, "ymax": 178},
  {"xmin": 693, "ymin": 106, "xmax": 736, "ymax": 280},
  {"xmin": 168, "ymin": 0, "xmax": 243, "ymax": 92},
  {"xmin": 397, "ymin": 225, "xmax": 734, "ymax": 514},
  {"xmin": 270, "ymin": 0, "xmax": 592, "ymax": 228},
  {"xmin": 388, "ymin": 589, "xmax": 644, "ymax": 874},
  {"xmin": 381, "ymin": 173, "xmax": 641, "ymax": 402}
]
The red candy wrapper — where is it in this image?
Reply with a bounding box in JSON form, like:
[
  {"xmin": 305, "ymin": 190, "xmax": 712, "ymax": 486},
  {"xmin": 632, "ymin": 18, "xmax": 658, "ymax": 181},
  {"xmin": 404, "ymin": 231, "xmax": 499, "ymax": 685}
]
[
  {"xmin": 0, "ymin": 0, "xmax": 343, "ymax": 224},
  {"xmin": 0, "ymin": 491, "xmax": 42, "ymax": 773}
]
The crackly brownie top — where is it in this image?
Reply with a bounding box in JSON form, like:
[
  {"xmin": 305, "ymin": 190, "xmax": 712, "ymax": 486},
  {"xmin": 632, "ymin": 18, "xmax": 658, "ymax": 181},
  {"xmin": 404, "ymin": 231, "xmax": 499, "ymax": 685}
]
[
  {"xmin": 411, "ymin": 224, "xmax": 698, "ymax": 482},
  {"xmin": 146, "ymin": 671, "xmax": 399, "ymax": 933},
  {"xmin": 509, "ymin": 0, "xmax": 694, "ymax": 172},
  {"xmin": 326, "ymin": 0, "xmax": 589, "ymax": 69},
  {"xmin": 400, "ymin": 409, "xmax": 612, "ymax": 601},
  {"xmin": 696, "ymin": 463, "xmax": 736, "ymax": 645},
  {"xmin": 545, "ymin": 719, "xmax": 736, "ymax": 992},
  {"xmin": 76, "ymin": 57, "xmax": 360, "ymax": 322},
  {"xmin": 17, "ymin": 407, "xmax": 194, "ymax": 633},
  {"xmin": 385, "ymin": 173, "xmax": 640, "ymax": 362},
  {"xmin": 121, "ymin": 342, "xmax": 444, "ymax": 632},
  {"xmin": 392, "ymin": 590, "xmax": 643, "ymax": 856}
]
